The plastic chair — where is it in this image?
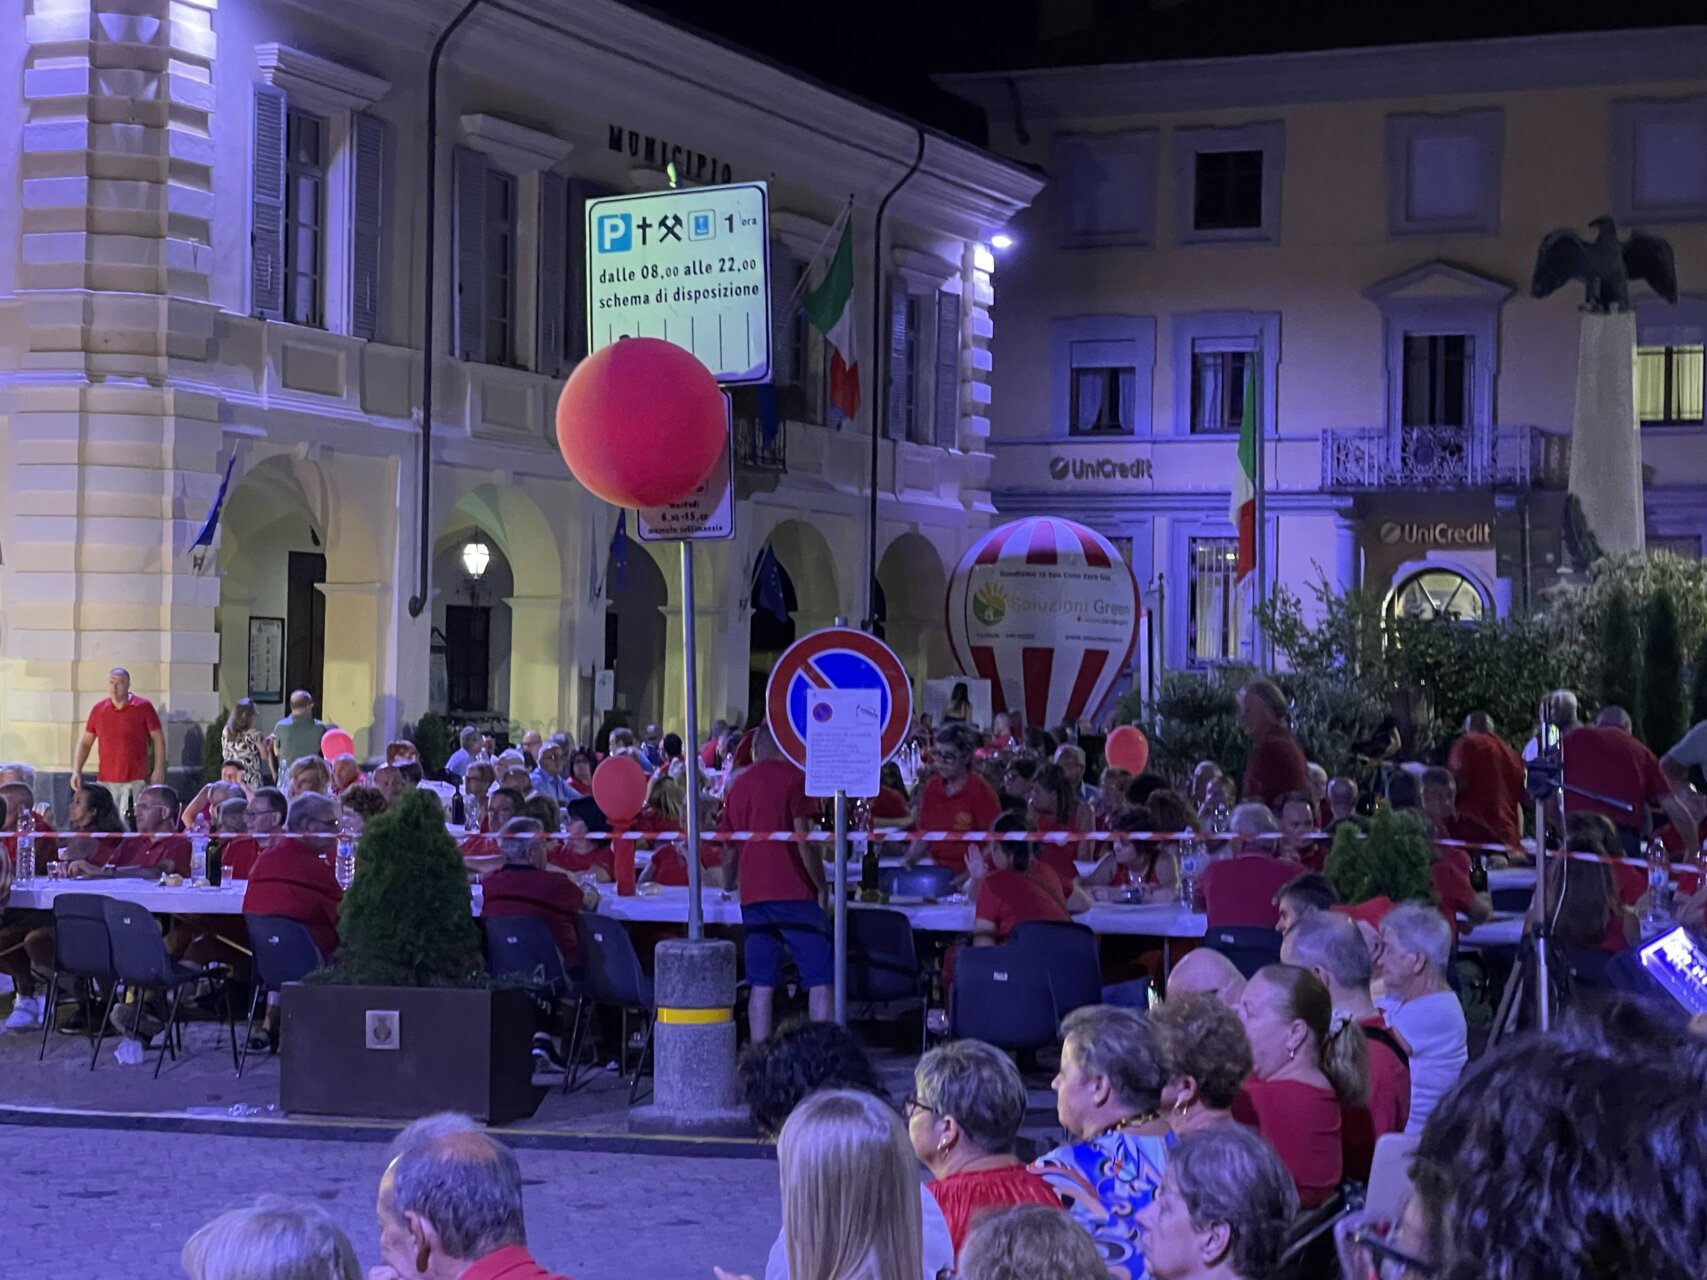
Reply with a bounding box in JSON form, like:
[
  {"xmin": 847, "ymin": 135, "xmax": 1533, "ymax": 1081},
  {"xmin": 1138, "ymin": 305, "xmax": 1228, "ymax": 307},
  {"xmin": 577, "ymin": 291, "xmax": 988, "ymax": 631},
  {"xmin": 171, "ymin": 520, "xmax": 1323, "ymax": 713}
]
[
  {"xmin": 240, "ymin": 915, "xmax": 325, "ymax": 1077},
  {"xmin": 950, "ymin": 946, "xmax": 1059, "ymax": 1051},
  {"xmin": 846, "ymin": 907, "xmax": 927, "ymax": 1046},
  {"xmin": 483, "ymin": 915, "xmax": 577, "ymax": 1093},
  {"xmin": 880, "ymin": 865, "xmax": 956, "ymax": 900},
  {"xmin": 1204, "ymin": 925, "xmax": 1282, "ymax": 978},
  {"xmin": 39, "ymin": 893, "xmax": 117, "ymax": 1068},
  {"xmin": 1010, "ymin": 920, "xmax": 1103, "ymax": 1016},
  {"xmin": 572, "ymin": 912, "xmax": 656, "ymax": 1101},
  {"xmin": 102, "ymin": 898, "xmax": 238, "ymax": 1079}
]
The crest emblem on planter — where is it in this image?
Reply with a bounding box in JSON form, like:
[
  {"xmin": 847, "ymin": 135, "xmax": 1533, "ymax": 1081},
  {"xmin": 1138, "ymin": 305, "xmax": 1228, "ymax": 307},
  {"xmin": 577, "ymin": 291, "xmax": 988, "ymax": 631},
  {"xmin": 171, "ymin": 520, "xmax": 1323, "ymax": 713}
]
[{"xmin": 365, "ymin": 1009, "xmax": 400, "ymax": 1051}]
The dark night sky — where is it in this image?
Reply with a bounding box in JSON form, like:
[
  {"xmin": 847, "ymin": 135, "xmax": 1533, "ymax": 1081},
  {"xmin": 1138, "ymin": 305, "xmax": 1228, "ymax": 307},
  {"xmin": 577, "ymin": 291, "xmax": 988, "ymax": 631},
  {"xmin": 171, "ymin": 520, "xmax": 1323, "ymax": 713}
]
[{"xmin": 631, "ymin": 0, "xmax": 1707, "ymax": 143}]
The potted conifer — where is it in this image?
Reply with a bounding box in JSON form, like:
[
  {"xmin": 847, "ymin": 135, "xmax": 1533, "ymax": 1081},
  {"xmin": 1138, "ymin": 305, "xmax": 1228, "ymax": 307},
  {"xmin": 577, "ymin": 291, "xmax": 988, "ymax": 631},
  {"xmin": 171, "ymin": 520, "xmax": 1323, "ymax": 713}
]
[{"xmin": 278, "ymin": 789, "xmax": 540, "ymax": 1122}]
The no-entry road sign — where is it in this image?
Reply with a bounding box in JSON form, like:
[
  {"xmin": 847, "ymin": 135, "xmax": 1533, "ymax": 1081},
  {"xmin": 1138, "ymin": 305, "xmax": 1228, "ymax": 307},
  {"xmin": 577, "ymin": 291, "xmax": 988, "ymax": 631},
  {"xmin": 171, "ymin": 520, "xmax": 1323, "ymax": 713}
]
[{"xmin": 765, "ymin": 627, "xmax": 912, "ymax": 771}]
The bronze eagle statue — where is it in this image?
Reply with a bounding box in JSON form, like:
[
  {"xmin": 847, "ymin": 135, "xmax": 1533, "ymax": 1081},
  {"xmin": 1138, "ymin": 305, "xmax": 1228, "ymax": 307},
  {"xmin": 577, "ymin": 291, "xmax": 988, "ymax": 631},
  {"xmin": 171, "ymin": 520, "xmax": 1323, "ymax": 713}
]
[{"xmin": 1531, "ymin": 215, "xmax": 1677, "ymax": 312}]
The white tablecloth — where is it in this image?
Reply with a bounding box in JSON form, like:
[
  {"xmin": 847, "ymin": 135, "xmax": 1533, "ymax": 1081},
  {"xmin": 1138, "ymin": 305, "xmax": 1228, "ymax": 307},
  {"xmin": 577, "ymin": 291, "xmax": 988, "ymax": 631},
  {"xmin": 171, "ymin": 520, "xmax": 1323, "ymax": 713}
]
[
  {"xmin": 7, "ymin": 879, "xmax": 248, "ymax": 914},
  {"xmin": 1486, "ymin": 868, "xmax": 1536, "ymax": 893},
  {"xmin": 1458, "ymin": 913, "xmax": 1524, "ymax": 950}
]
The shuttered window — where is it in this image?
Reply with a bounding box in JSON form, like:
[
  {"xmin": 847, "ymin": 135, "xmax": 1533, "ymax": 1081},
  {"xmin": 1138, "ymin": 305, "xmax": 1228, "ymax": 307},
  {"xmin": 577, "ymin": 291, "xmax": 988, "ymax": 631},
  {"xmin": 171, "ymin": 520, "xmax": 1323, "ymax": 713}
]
[
  {"xmin": 251, "ymin": 84, "xmax": 287, "ymax": 320},
  {"xmin": 933, "ymin": 290, "xmax": 962, "ymax": 450},
  {"xmin": 885, "ymin": 282, "xmax": 920, "ymax": 441},
  {"xmin": 350, "ymin": 112, "xmax": 384, "ymax": 340},
  {"xmin": 535, "ymin": 172, "xmax": 569, "ymax": 377}
]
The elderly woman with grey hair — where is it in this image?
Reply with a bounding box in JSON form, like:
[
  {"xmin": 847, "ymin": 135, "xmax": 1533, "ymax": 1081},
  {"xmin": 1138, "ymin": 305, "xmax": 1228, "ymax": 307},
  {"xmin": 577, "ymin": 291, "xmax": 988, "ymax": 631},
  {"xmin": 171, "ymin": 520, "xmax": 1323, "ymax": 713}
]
[
  {"xmin": 906, "ymin": 1040, "xmax": 1060, "ymax": 1257},
  {"xmin": 1136, "ymin": 1126, "xmax": 1299, "ymax": 1280},
  {"xmin": 1032, "ymin": 1006, "xmax": 1176, "ymax": 1280},
  {"xmin": 182, "ymin": 1197, "xmax": 361, "ymax": 1280}
]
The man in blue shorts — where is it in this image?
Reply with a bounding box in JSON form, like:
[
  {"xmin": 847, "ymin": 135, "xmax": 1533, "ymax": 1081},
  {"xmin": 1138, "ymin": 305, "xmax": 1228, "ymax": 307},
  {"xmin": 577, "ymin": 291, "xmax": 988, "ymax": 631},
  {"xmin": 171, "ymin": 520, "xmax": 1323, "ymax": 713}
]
[{"xmin": 719, "ymin": 725, "xmax": 829, "ymax": 1041}]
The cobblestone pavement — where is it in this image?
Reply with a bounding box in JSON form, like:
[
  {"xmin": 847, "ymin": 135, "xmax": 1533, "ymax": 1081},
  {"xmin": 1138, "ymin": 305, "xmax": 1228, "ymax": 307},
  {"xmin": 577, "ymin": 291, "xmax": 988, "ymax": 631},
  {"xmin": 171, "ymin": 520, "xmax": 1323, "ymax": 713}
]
[{"xmin": 4, "ymin": 1122, "xmax": 781, "ymax": 1280}]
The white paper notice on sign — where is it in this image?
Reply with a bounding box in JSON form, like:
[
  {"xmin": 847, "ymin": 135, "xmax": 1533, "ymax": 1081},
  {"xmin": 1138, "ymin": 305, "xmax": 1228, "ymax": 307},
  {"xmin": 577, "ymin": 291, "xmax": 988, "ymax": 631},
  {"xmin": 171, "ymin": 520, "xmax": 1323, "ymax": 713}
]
[
  {"xmin": 584, "ymin": 182, "xmax": 770, "ymax": 384},
  {"xmin": 804, "ymin": 689, "xmax": 881, "ymax": 799},
  {"xmin": 636, "ymin": 396, "xmax": 735, "ymax": 542}
]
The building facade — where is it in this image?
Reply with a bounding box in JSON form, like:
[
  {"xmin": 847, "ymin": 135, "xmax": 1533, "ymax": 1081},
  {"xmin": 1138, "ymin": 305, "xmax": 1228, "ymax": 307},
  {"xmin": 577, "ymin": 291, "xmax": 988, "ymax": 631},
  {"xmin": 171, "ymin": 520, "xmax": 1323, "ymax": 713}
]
[
  {"xmin": 0, "ymin": 0, "xmax": 1041, "ymax": 772},
  {"xmin": 947, "ymin": 26, "xmax": 1707, "ymax": 682}
]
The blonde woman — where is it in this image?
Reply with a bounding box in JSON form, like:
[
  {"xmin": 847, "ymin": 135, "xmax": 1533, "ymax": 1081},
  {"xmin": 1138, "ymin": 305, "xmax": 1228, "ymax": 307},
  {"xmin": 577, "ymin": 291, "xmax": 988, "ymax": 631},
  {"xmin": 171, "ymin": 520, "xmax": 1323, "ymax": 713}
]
[
  {"xmin": 286, "ymin": 756, "xmax": 331, "ymax": 799},
  {"xmin": 717, "ymin": 1089, "xmax": 923, "ymax": 1280},
  {"xmin": 182, "ymin": 1197, "xmax": 360, "ymax": 1280}
]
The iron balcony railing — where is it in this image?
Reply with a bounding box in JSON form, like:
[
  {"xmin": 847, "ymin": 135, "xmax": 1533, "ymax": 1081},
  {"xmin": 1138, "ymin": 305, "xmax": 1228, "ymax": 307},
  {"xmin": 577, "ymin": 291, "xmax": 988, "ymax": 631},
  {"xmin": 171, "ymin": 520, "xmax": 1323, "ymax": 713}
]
[{"xmin": 1321, "ymin": 423, "xmax": 1562, "ymax": 491}]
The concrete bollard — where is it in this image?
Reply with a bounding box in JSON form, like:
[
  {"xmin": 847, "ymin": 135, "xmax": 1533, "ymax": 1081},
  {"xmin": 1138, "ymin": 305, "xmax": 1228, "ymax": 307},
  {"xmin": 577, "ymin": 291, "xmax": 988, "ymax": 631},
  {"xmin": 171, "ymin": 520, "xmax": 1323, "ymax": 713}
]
[{"xmin": 629, "ymin": 936, "xmax": 752, "ymax": 1136}]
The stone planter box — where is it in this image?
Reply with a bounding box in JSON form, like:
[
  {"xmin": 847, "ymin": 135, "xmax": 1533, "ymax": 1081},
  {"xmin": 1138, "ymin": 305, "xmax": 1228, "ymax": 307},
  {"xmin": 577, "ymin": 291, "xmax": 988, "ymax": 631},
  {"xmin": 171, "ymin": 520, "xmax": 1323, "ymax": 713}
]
[{"xmin": 279, "ymin": 983, "xmax": 540, "ymax": 1123}]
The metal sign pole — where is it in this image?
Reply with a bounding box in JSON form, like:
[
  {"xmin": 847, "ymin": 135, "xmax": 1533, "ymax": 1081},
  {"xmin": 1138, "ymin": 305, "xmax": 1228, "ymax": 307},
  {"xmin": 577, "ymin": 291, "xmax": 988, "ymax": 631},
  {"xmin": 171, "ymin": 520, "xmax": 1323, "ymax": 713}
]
[
  {"xmin": 833, "ymin": 789, "xmax": 848, "ymax": 1024},
  {"xmin": 682, "ymin": 540, "xmax": 704, "ymax": 942},
  {"xmin": 1532, "ymin": 697, "xmax": 1553, "ymax": 1032}
]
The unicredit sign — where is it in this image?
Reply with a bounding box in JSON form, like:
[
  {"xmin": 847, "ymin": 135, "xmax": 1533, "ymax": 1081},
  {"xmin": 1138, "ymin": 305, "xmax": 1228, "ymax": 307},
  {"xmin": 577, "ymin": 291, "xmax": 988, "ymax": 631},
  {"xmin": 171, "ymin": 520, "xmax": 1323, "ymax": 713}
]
[
  {"xmin": 1048, "ymin": 456, "xmax": 1154, "ymax": 482},
  {"xmin": 1378, "ymin": 521, "xmax": 1492, "ymax": 546}
]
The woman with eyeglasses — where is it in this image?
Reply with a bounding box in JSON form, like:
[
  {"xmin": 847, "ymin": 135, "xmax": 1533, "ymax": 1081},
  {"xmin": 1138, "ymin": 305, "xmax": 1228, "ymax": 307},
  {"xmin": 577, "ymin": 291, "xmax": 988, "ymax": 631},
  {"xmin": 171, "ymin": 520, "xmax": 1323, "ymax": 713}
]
[
  {"xmin": 906, "ymin": 725, "xmax": 1002, "ymax": 877},
  {"xmin": 1136, "ymin": 1126, "xmax": 1298, "ymax": 1280},
  {"xmin": 906, "ymin": 1041, "xmax": 1059, "ymax": 1258},
  {"xmin": 1233, "ymin": 963, "xmax": 1369, "ymax": 1209}
]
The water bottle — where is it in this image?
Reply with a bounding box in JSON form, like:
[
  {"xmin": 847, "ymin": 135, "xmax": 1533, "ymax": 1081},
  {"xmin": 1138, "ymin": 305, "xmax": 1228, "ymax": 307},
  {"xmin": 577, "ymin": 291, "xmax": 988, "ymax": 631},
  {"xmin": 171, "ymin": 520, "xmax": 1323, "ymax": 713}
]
[
  {"xmin": 189, "ymin": 811, "xmax": 210, "ymax": 881},
  {"xmin": 1208, "ymin": 801, "xmax": 1231, "ymax": 834},
  {"xmin": 462, "ymin": 792, "xmax": 481, "ymax": 837},
  {"xmin": 1644, "ymin": 836, "xmax": 1673, "ymax": 930},
  {"xmin": 1178, "ymin": 836, "xmax": 1207, "ymax": 908},
  {"xmin": 335, "ymin": 820, "xmax": 356, "ymax": 888},
  {"xmin": 14, "ymin": 808, "xmax": 36, "ymax": 883}
]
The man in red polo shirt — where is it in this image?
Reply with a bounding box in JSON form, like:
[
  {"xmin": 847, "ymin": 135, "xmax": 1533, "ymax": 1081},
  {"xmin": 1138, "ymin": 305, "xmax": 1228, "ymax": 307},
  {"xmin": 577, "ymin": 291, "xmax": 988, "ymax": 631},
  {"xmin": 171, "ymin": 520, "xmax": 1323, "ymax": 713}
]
[
  {"xmin": 1564, "ymin": 700, "xmax": 1699, "ymax": 859},
  {"xmin": 72, "ymin": 667, "xmax": 166, "ymax": 823},
  {"xmin": 480, "ymin": 818, "xmax": 596, "ymax": 972},
  {"xmin": 1238, "ymin": 679, "xmax": 1311, "ymax": 808},
  {"xmin": 719, "ymin": 725, "xmax": 826, "ymax": 1043},
  {"xmin": 221, "ymin": 787, "xmax": 288, "ymax": 880},
  {"xmin": 1448, "ymin": 712, "xmax": 1526, "ymax": 851},
  {"xmin": 69, "ymin": 785, "xmax": 191, "ymax": 880},
  {"xmin": 907, "ymin": 724, "xmax": 1001, "ymax": 876},
  {"xmin": 242, "ymin": 792, "xmax": 344, "ymax": 957}
]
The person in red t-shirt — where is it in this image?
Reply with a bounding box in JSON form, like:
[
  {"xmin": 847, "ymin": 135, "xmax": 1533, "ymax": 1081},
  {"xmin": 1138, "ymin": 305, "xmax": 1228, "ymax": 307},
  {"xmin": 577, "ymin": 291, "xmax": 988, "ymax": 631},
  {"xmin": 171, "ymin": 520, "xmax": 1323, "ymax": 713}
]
[
  {"xmin": 1563, "ymin": 702, "xmax": 1700, "ymax": 858},
  {"xmin": 241, "ymin": 793, "xmax": 344, "ymax": 957},
  {"xmin": 1027, "ymin": 763, "xmax": 1091, "ymax": 889},
  {"xmin": 868, "ymin": 762, "xmax": 913, "ymax": 828},
  {"xmin": 635, "ymin": 775, "xmax": 721, "ymax": 888},
  {"xmin": 1280, "ymin": 912, "xmax": 1411, "ymax": 1182},
  {"xmin": 1420, "ymin": 767, "xmax": 1504, "ymax": 853},
  {"xmin": 1448, "ymin": 713, "xmax": 1527, "ymax": 851},
  {"xmin": 71, "ymin": 667, "xmax": 166, "ymax": 822},
  {"xmin": 1238, "ymin": 679, "xmax": 1312, "ymax": 808},
  {"xmin": 1276, "ymin": 791, "xmax": 1323, "ymax": 872},
  {"xmin": 966, "ymin": 836, "xmax": 1071, "ymax": 945},
  {"xmin": 221, "ymin": 786, "xmax": 288, "ymax": 879},
  {"xmin": 1196, "ymin": 805, "xmax": 1303, "ymax": 929},
  {"xmin": 908, "ymin": 1040, "xmax": 1062, "ymax": 1257},
  {"xmin": 909, "ymin": 725, "xmax": 1002, "ymax": 876},
  {"xmin": 719, "ymin": 726, "xmax": 828, "ymax": 1042},
  {"xmin": 68, "ymin": 784, "xmax": 189, "ymax": 879},
  {"xmin": 480, "ymin": 818, "xmax": 596, "ymax": 971}
]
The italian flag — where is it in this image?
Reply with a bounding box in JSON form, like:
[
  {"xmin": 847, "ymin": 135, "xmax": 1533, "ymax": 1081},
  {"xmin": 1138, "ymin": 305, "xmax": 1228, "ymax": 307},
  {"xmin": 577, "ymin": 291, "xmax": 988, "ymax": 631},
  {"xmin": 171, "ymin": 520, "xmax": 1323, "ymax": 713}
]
[
  {"xmin": 1231, "ymin": 356, "xmax": 1257, "ymax": 582},
  {"xmin": 803, "ymin": 220, "xmax": 860, "ymax": 421}
]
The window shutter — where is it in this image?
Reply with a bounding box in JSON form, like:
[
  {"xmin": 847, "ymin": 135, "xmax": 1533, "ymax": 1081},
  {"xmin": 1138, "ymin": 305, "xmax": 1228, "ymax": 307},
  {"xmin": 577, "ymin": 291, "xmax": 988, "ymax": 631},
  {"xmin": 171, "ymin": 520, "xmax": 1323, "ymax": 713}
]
[
  {"xmin": 535, "ymin": 171, "xmax": 569, "ymax": 377},
  {"xmin": 567, "ymin": 178, "xmax": 620, "ymax": 362},
  {"xmin": 350, "ymin": 111, "xmax": 385, "ymax": 341},
  {"xmin": 933, "ymin": 291, "xmax": 962, "ymax": 450},
  {"xmin": 250, "ymin": 84, "xmax": 287, "ymax": 320},
  {"xmin": 452, "ymin": 146, "xmax": 488, "ymax": 362},
  {"xmin": 885, "ymin": 281, "xmax": 910, "ymax": 441},
  {"xmin": 769, "ymin": 241, "xmax": 797, "ymax": 392}
]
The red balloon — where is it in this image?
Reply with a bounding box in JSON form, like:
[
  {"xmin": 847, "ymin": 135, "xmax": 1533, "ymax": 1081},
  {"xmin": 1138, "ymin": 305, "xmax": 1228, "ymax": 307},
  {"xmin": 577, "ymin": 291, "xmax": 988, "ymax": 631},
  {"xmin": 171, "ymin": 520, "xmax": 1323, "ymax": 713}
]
[
  {"xmin": 554, "ymin": 338, "xmax": 725, "ymax": 508},
  {"xmin": 592, "ymin": 755, "xmax": 648, "ymax": 823},
  {"xmin": 321, "ymin": 728, "xmax": 356, "ymax": 760},
  {"xmin": 1105, "ymin": 725, "xmax": 1149, "ymax": 775}
]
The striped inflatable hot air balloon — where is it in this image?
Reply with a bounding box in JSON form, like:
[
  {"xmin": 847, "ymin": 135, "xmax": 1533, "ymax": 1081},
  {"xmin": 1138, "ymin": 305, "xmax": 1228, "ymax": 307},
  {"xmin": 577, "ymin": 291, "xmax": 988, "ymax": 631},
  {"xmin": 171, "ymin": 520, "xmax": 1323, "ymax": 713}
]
[{"xmin": 946, "ymin": 517, "xmax": 1141, "ymax": 731}]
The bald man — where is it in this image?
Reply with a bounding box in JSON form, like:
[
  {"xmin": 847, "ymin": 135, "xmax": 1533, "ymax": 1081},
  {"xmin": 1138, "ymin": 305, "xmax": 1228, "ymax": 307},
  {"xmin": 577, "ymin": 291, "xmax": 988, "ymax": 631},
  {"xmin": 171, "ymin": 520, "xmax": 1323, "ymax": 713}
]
[{"xmin": 1166, "ymin": 948, "xmax": 1246, "ymax": 1008}]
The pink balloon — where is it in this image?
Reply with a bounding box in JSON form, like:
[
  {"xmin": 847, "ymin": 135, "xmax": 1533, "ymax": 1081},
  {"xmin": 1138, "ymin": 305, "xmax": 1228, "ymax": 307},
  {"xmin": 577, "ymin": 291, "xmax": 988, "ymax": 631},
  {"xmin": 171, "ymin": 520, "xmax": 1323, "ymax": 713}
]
[
  {"xmin": 554, "ymin": 338, "xmax": 726, "ymax": 508},
  {"xmin": 1105, "ymin": 725, "xmax": 1150, "ymax": 775},
  {"xmin": 592, "ymin": 755, "xmax": 648, "ymax": 823},
  {"xmin": 946, "ymin": 517, "xmax": 1141, "ymax": 731},
  {"xmin": 320, "ymin": 728, "xmax": 355, "ymax": 760}
]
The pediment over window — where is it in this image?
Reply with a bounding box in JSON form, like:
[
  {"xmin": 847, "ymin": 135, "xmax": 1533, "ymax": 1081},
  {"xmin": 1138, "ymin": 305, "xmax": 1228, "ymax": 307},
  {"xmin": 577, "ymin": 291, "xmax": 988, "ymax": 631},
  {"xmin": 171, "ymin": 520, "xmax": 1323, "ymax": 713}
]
[{"xmin": 1363, "ymin": 261, "xmax": 1513, "ymax": 306}]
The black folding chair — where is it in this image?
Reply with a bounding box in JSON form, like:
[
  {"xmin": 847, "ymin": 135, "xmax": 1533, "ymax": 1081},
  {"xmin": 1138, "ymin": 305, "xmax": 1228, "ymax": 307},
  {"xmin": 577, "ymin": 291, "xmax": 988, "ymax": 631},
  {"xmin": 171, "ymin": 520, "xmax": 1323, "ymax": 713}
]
[
  {"xmin": 39, "ymin": 893, "xmax": 117, "ymax": 1068},
  {"xmin": 1010, "ymin": 920, "xmax": 1103, "ymax": 1017},
  {"xmin": 482, "ymin": 915, "xmax": 577, "ymax": 1093},
  {"xmin": 950, "ymin": 946, "xmax": 1059, "ymax": 1052},
  {"xmin": 102, "ymin": 899, "xmax": 237, "ymax": 1079},
  {"xmin": 239, "ymin": 915, "xmax": 324, "ymax": 1077},
  {"xmin": 1205, "ymin": 925, "xmax": 1283, "ymax": 978},
  {"xmin": 572, "ymin": 912, "xmax": 656, "ymax": 1101},
  {"xmin": 846, "ymin": 907, "xmax": 928, "ymax": 1047}
]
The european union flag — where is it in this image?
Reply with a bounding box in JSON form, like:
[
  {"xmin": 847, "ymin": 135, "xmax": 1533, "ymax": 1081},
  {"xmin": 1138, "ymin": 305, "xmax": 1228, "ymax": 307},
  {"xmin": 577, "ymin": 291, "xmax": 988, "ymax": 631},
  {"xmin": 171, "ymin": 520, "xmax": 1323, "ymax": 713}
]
[
  {"xmin": 191, "ymin": 454, "xmax": 237, "ymax": 550},
  {"xmin": 609, "ymin": 511, "xmax": 629, "ymax": 594},
  {"xmin": 753, "ymin": 545, "xmax": 789, "ymax": 623}
]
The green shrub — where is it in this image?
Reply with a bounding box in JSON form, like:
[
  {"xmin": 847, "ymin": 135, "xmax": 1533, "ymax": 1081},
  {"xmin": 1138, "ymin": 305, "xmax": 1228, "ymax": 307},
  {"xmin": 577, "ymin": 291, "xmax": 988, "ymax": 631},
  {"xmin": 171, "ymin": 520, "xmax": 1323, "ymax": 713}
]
[
  {"xmin": 313, "ymin": 789, "xmax": 484, "ymax": 988},
  {"xmin": 202, "ymin": 708, "xmax": 229, "ymax": 790},
  {"xmin": 1598, "ymin": 585, "xmax": 1643, "ymax": 735},
  {"xmin": 1643, "ymin": 589, "xmax": 1686, "ymax": 754},
  {"xmin": 411, "ymin": 711, "xmax": 452, "ymax": 776},
  {"xmin": 1324, "ymin": 808, "xmax": 1437, "ymax": 906},
  {"xmin": 1118, "ymin": 668, "xmax": 1250, "ymax": 787},
  {"xmin": 1693, "ymin": 634, "xmax": 1707, "ymax": 729}
]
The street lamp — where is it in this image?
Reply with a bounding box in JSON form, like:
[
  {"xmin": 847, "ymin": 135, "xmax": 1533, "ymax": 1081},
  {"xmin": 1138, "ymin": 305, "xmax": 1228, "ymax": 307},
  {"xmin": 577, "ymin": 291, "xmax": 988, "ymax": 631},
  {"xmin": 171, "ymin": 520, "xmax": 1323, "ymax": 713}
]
[
  {"xmin": 990, "ymin": 232, "xmax": 1016, "ymax": 252},
  {"xmin": 461, "ymin": 539, "xmax": 491, "ymax": 580}
]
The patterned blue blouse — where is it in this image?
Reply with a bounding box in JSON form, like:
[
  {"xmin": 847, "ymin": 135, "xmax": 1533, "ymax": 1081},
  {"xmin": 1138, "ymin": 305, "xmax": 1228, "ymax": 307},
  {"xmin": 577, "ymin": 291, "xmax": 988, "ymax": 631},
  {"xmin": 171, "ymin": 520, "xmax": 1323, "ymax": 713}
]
[{"xmin": 1031, "ymin": 1128, "xmax": 1176, "ymax": 1280}]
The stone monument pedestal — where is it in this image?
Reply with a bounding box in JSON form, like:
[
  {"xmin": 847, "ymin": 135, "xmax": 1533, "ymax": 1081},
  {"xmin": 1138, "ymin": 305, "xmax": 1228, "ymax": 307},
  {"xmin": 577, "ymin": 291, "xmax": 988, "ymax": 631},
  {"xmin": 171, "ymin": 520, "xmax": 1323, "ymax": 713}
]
[{"xmin": 1567, "ymin": 310, "xmax": 1646, "ymax": 557}]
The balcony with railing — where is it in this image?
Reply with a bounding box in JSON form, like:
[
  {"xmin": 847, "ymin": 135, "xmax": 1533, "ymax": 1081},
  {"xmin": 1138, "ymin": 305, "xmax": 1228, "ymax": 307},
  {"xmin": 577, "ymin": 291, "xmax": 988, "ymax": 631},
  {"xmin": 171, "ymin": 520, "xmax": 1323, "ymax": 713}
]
[{"xmin": 1321, "ymin": 424, "xmax": 1565, "ymax": 491}]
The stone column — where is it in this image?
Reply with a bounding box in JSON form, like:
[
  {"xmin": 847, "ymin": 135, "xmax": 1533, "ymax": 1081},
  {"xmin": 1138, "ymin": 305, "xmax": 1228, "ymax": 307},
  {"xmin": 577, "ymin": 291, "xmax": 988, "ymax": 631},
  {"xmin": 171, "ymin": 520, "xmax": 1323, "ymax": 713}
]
[
  {"xmin": 503, "ymin": 594, "xmax": 567, "ymax": 733},
  {"xmin": 317, "ymin": 582, "xmax": 386, "ymax": 759},
  {"xmin": 1567, "ymin": 311, "xmax": 1645, "ymax": 557},
  {"xmin": 0, "ymin": 0, "xmax": 224, "ymax": 778},
  {"xmin": 1334, "ymin": 513, "xmax": 1361, "ymax": 593}
]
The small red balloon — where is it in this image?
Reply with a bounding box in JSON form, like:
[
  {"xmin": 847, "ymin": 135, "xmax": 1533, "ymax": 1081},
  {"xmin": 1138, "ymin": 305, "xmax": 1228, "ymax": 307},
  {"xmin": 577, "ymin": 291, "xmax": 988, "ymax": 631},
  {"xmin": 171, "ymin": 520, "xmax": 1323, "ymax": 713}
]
[
  {"xmin": 321, "ymin": 728, "xmax": 356, "ymax": 760},
  {"xmin": 592, "ymin": 755, "xmax": 649, "ymax": 824},
  {"xmin": 554, "ymin": 338, "xmax": 726, "ymax": 508},
  {"xmin": 1105, "ymin": 725, "xmax": 1149, "ymax": 775}
]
